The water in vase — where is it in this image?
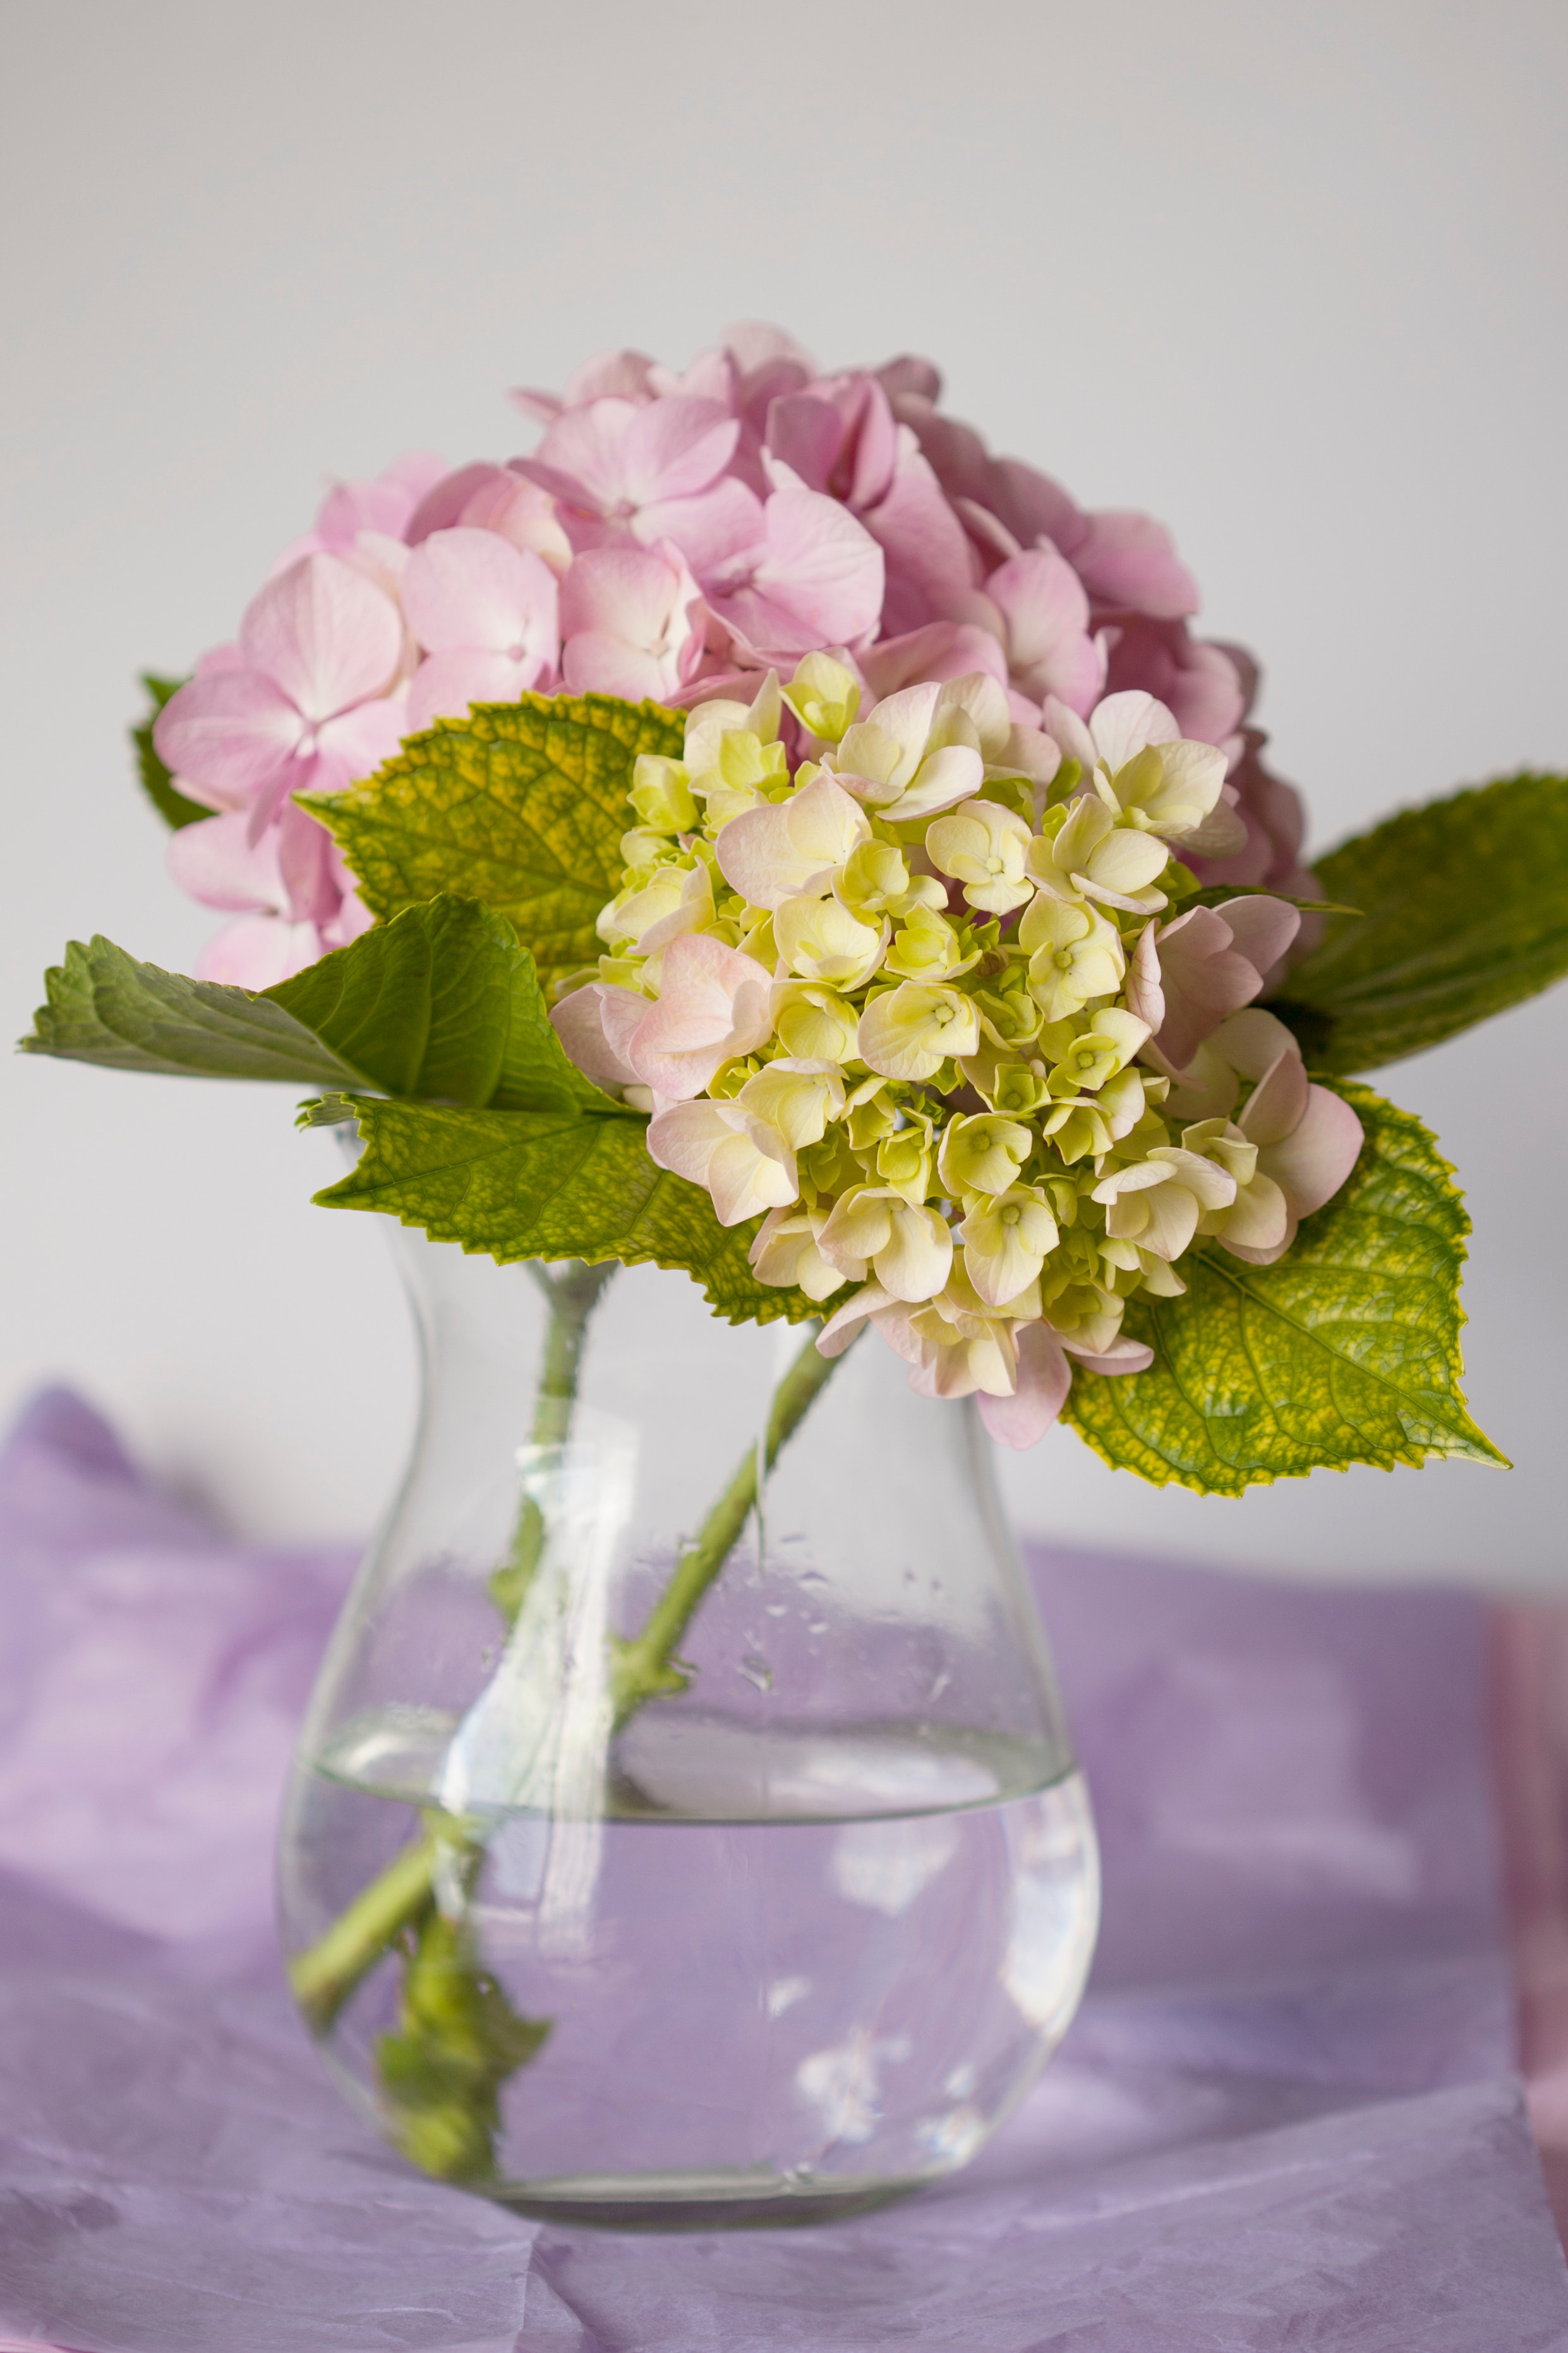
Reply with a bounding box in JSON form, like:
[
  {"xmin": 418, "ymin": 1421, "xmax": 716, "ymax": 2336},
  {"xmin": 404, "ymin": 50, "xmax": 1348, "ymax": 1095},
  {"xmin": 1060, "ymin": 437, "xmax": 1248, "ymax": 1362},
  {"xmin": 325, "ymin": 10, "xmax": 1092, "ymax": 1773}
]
[{"xmin": 286, "ymin": 1705, "xmax": 1097, "ymax": 2225}]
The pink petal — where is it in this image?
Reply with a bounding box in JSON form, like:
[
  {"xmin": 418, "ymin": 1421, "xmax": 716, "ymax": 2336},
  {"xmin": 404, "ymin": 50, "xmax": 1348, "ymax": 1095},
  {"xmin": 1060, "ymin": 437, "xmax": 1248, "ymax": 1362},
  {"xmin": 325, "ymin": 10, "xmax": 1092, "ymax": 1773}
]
[
  {"xmin": 1214, "ymin": 894, "xmax": 1302, "ymax": 977},
  {"xmin": 727, "ymin": 320, "xmax": 819, "ymax": 375},
  {"xmin": 816, "ymin": 1280, "xmax": 899, "ymax": 1358},
  {"xmin": 275, "ymin": 801, "xmax": 342, "ymax": 926},
  {"xmin": 561, "ymin": 635, "xmax": 672, "ymax": 700},
  {"xmin": 193, "ymin": 912, "xmax": 321, "ymax": 988},
  {"xmin": 239, "ymin": 553, "xmax": 402, "ymax": 722},
  {"xmin": 550, "ymin": 983, "xmax": 648, "ymax": 1089},
  {"xmin": 405, "ymin": 649, "xmax": 533, "ymax": 734},
  {"xmin": 622, "ymin": 397, "xmax": 740, "ymax": 504},
  {"xmin": 644, "ymin": 1098, "xmax": 738, "ymax": 1184},
  {"xmin": 627, "ymin": 933, "xmax": 774, "ymax": 1098},
  {"xmin": 313, "ymin": 454, "xmax": 442, "ymax": 550},
  {"xmin": 1126, "ymin": 919, "xmax": 1166, "ymax": 1036},
  {"xmin": 1073, "ymin": 512, "xmax": 1199, "ymax": 620},
  {"xmin": 1259, "ymin": 1085, "xmax": 1365, "ymax": 1218},
  {"xmin": 314, "ymin": 689, "xmax": 412, "ymax": 782},
  {"xmin": 166, "ymin": 812, "xmax": 286, "ymax": 914},
  {"xmin": 985, "ymin": 546, "xmax": 1088, "ymax": 663},
  {"xmin": 563, "ymin": 348, "xmax": 660, "ymax": 406},
  {"xmin": 637, "ymin": 476, "xmax": 763, "ymax": 574},
  {"xmin": 320, "ymin": 886, "xmax": 375, "ymax": 949},
  {"xmin": 406, "ymin": 463, "xmax": 512, "ymax": 545},
  {"xmin": 401, "ymin": 529, "xmax": 558, "ymax": 663},
  {"xmin": 152, "ymin": 668, "xmax": 303, "ymax": 809},
  {"xmin": 1152, "ymin": 906, "xmax": 1261, "ymax": 1069},
  {"xmin": 862, "ymin": 440, "xmax": 978, "ymax": 636},
  {"xmin": 860, "ymin": 623, "xmax": 1008, "ymax": 699},
  {"xmin": 558, "ymin": 545, "xmax": 678, "ymax": 643},
  {"xmin": 984, "ymin": 456, "xmax": 1087, "ymax": 556},
  {"xmin": 764, "ymin": 393, "xmax": 845, "ymax": 494},
  {"xmin": 707, "ymin": 488, "xmax": 884, "ymax": 660},
  {"xmin": 1101, "ymin": 622, "xmax": 1245, "ymax": 748},
  {"xmin": 977, "ymin": 1324, "xmax": 1073, "ymax": 1449}
]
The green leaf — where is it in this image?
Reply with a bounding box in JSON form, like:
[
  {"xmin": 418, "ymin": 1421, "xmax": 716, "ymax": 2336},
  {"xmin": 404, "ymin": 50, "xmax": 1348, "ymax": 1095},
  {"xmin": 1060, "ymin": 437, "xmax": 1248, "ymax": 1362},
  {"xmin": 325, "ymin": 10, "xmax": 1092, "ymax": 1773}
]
[
  {"xmin": 20, "ymin": 898, "xmax": 629, "ymax": 1113},
  {"xmin": 303, "ymin": 693, "xmax": 684, "ymax": 996},
  {"xmin": 268, "ymin": 897, "xmax": 627, "ymax": 1114},
  {"xmin": 19, "ymin": 935, "xmax": 365, "ymax": 1086},
  {"xmin": 1272, "ymin": 772, "xmax": 1568, "ymax": 1072},
  {"xmin": 133, "ymin": 672, "xmax": 209, "ymax": 831},
  {"xmin": 306, "ymin": 1093, "xmax": 819, "ymax": 1328},
  {"xmin": 1062, "ymin": 1080, "xmax": 1507, "ymax": 1494}
]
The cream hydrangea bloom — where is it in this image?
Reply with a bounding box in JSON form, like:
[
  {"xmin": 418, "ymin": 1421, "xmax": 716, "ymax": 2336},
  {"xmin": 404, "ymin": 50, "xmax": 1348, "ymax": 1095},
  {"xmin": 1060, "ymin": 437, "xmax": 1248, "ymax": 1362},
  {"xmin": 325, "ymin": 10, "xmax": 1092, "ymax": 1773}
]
[
  {"xmin": 936, "ymin": 1111, "xmax": 1032, "ymax": 1197},
  {"xmin": 858, "ymin": 982, "xmax": 982, "ymax": 1082},
  {"xmin": 959, "ymin": 1185, "xmax": 1061, "ymax": 1308},
  {"xmin": 816, "ymin": 1187, "xmax": 954, "ymax": 1300},
  {"xmin": 1026, "ymin": 796, "xmax": 1172, "ymax": 916},
  {"xmin": 926, "ymin": 799, "xmax": 1034, "ymax": 914},
  {"xmin": 1019, "ymin": 897, "xmax": 1126, "ymax": 1021},
  {"xmin": 774, "ymin": 895, "xmax": 888, "ymax": 988},
  {"xmin": 553, "ymin": 641, "xmax": 1358, "ymax": 1456}
]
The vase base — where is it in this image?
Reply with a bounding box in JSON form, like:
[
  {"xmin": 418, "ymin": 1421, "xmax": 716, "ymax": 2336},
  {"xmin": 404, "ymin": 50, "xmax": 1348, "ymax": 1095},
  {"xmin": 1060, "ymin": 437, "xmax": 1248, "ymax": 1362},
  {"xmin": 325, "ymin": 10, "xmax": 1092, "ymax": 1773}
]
[{"xmin": 485, "ymin": 2166, "xmax": 926, "ymax": 2232}]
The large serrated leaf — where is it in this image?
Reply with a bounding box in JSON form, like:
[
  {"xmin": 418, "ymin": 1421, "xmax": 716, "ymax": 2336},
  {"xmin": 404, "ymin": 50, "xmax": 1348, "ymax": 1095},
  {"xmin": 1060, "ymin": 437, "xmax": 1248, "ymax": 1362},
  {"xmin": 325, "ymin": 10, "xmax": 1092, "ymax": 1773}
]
[
  {"xmin": 20, "ymin": 936, "xmax": 365, "ymax": 1086},
  {"xmin": 133, "ymin": 673, "xmax": 210, "ymax": 831},
  {"xmin": 306, "ymin": 1094, "xmax": 819, "ymax": 1328},
  {"xmin": 270, "ymin": 897, "xmax": 627, "ymax": 1115},
  {"xmin": 1062, "ymin": 1081, "xmax": 1507, "ymax": 1494},
  {"xmin": 1274, "ymin": 772, "xmax": 1568, "ymax": 1071},
  {"xmin": 303, "ymin": 694, "xmax": 684, "ymax": 996}
]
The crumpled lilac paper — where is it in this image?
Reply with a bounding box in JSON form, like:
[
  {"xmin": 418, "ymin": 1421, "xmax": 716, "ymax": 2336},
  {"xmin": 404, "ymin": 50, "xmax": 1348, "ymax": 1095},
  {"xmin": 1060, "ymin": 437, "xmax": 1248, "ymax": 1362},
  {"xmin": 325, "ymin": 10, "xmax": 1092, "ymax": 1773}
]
[{"xmin": 0, "ymin": 1387, "xmax": 1564, "ymax": 2352}]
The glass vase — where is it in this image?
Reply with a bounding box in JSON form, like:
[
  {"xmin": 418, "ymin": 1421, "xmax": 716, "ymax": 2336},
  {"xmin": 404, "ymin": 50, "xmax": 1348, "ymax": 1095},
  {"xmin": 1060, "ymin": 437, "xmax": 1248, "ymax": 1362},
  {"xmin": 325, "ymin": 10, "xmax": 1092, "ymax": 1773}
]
[{"xmin": 277, "ymin": 1227, "xmax": 1099, "ymax": 2229}]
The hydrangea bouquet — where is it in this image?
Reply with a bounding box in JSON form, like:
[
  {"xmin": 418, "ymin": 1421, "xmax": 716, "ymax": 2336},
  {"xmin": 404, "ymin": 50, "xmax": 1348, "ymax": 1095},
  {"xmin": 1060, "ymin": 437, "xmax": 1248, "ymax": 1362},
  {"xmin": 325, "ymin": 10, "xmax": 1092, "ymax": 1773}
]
[
  {"xmin": 22, "ymin": 325, "xmax": 1568, "ymax": 2205},
  {"xmin": 27, "ymin": 323, "xmax": 1565, "ymax": 1486}
]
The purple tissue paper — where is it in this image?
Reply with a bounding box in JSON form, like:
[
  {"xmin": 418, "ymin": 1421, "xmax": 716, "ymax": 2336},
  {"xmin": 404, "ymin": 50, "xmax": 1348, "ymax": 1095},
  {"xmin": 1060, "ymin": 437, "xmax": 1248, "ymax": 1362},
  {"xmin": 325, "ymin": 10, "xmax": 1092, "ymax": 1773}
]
[{"xmin": 0, "ymin": 1386, "xmax": 1564, "ymax": 2352}]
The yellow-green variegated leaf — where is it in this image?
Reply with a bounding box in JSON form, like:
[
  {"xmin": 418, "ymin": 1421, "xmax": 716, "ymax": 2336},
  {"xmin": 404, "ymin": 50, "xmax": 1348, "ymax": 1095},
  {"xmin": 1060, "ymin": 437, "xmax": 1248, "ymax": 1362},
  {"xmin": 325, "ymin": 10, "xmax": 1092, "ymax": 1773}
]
[
  {"xmin": 1063, "ymin": 1081, "xmax": 1507, "ymax": 1493},
  {"xmin": 302, "ymin": 694, "xmax": 684, "ymax": 997},
  {"xmin": 305, "ymin": 1094, "xmax": 819, "ymax": 1329}
]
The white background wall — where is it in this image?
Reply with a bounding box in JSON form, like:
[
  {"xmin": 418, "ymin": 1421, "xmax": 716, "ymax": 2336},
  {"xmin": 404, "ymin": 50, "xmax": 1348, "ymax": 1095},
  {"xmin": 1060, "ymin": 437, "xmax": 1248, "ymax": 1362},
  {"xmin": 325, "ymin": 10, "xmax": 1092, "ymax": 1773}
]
[{"xmin": 2, "ymin": 0, "xmax": 1564, "ymax": 1584}]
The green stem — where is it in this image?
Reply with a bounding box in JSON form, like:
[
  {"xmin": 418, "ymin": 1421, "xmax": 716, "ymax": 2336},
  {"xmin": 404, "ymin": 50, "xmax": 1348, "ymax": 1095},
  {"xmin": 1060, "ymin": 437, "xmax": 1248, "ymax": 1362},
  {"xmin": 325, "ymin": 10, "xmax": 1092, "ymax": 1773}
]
[
  {"xmin": 488, "ymin": 1259, "xmax": 615, "ymax": 1625},
  {"xmin": 608, "ymin": 1326, "xmax": 848, "ymax": 1722},
  {"xmin": 290, "ymin": 1821, "xmax": 444, "ymax": 2035}
]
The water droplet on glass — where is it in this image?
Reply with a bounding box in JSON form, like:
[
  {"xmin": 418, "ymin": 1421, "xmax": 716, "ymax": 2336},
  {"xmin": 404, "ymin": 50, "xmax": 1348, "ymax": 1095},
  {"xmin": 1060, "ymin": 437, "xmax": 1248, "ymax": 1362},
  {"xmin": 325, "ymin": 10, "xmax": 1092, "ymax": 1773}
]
[{"xmin": 738, "ymin": 1654, "xmax": 774, "ymax": 1692}]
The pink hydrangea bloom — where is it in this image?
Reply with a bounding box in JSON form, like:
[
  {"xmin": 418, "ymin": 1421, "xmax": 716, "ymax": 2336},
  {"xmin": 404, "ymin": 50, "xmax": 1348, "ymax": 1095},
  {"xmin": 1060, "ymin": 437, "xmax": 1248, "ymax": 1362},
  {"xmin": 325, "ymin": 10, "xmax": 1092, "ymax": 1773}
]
[
  {"xmin": 158, "ymin": 325, "xmax": 1315, "ymax": 984},
  {"xmin": 401, "ymin": 528, "xmax": 560, "ymax": 732}
]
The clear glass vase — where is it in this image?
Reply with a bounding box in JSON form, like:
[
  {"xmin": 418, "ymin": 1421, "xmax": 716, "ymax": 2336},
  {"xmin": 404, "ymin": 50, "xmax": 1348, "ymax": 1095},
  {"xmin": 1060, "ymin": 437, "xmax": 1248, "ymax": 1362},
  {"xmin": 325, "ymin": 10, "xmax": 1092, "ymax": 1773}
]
[{"xmin": 277, "ymin": 1228, "xmax": 1099, "ymax": 2229}]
